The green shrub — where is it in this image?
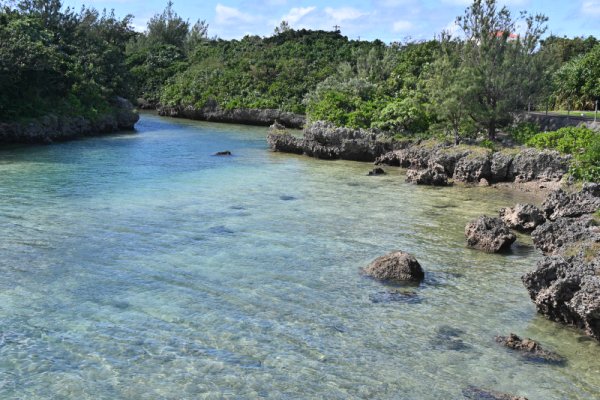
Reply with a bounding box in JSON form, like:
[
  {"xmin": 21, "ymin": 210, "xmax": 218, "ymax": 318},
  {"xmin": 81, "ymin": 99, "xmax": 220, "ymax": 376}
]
[
  {"xmin": 479, "ymin": 139, "xmax": 498, "ymax": 152},
  {"xmin": 508, "ymin": 122, "xmax": 540, "ymax": 144},
  {"xmin": 527, "ymin": 126, "xmax": 600, "ymax": 182}
]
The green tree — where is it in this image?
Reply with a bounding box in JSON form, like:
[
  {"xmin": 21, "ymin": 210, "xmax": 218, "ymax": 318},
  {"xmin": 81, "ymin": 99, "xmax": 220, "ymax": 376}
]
[
  {"xmin": 455, "ymin": 0, "xmax": 548, "ymax": 139},
  {"xmin": 424, "ymin": 36, "xmax": 471, "ymax": 144}
]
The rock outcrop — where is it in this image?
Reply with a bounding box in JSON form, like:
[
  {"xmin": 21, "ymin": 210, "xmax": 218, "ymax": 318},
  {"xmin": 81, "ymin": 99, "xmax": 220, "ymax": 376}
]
[
  {"xmin": 542, "ymin": 183, "xmax": 600, "ymax": 220},
  {"xmin": 465, "ymin": 216, "xmax": 517, "ymax": 253},
  {"xmin": 405, "ymin": 163, "xmax": 449, "ymax": 186},
  {"xmin": 499, "ymin": 204, "xmax": 546, "ymax": 232},
  {"xmin": 363, "ymin": 251, "xmax": 424, "ymax": 283},
  {"xmin": 374, "ymin": 143, "xmax": 569, "ymax": 185},
  {"xmin": 0, "ymin": 97, "xmax": 139, "ymax": 144},
  {"xmin": 159, "ymin": 104, "xmax": 305, "ymax": 129},
  {"xmin": 267, "ymin": 121, "xmax": 571, "ymax": 185},
  {"xmin": 522, "ymin": 183, "xmax": 600, "ymax": 341}
]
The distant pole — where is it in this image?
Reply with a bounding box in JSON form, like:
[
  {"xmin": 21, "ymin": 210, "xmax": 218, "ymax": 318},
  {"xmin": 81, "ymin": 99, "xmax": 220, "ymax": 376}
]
[
  {"xmin": 333, "ymin": 25, "xmax": 340, "ymax": 32},
  {"xmin": 595, "ymin": 100, "xmax": 598, "ymax": 122},
  {"xmin": 545, "ymin": 100, "xmax": 548, "ymax": 116}
]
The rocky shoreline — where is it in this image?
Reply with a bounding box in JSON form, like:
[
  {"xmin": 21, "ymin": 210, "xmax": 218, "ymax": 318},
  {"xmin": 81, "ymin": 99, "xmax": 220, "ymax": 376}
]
[
  {"xmin": 0, "ymin": 97, "xmax": 139, "ymax": 145},
  {"xmin": 269, "ymin": 121, "xmax": 600, "ymax": 342},
  {"xmin": 268, "ymin": 121, "xmax": 572, "ymax": 185},
  {"xmin": 158, "ymin": 104, "xmax": 306, "ymax": 129}
]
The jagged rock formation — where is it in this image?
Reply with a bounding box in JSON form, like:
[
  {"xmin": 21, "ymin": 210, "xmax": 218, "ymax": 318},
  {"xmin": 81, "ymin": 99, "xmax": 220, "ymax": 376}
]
[
  {"xmin": 522, "ymin": 183, "xmax": 600, "ymax": 341},
  {"xmin": 268, "ymin": 122, "xmax": 571, "ymax": 184},
  {"xmin": 465, "ymin": 216, "xmax": 517, "ymax": 253},
  {"xmin": 499, "ymin": 204, "xmax": 546, "ymax": 232}
]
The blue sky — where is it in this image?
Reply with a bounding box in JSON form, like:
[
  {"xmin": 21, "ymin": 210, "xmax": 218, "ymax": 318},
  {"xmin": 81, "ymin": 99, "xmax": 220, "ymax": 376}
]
[{"xmin": 62, "ymin": 0, "xmax": 600, "ymax": 42}]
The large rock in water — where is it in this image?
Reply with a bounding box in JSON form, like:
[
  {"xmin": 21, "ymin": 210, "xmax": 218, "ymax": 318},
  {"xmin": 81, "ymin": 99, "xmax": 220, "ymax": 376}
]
[
  {"xmin": 522, "ymin": 185, "xmax": 600, "ymax": 341},
  {"xmin": 363, "ymin": 251, "xmax": 424, "ymax": 283},
  {"xmin": 499, "ymin": 203, "xmax": 546, "ymax": 232},
  {"xmin": 465, "ymin": 216, "xmax": 516, "ymax": 253}
]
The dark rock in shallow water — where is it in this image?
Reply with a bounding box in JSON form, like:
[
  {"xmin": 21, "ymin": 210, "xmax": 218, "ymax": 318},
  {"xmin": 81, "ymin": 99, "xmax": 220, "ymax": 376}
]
[
  {"xmin": 368, "ymin": 290, "xmax": 420, "ymax": 304},
  {"xmin": 463, "ymin": 386, "xmax": 528, "ymax": 400},
  {"xmin": 208, "ymin": 225, "xmax": 234, "ymax": 235},
  {"xmin": 367, "ymin": 167, "xmax": 385, "ymax": 176},
  {"xmin": 499, "ymin": 203, "xmax": 546, "ymax": 233},
  {"xmin": 465, "ymin": 216, "xmax": 516, "ymax": 253},
  {"xmin": 213, "ymin": 151, "xmax": 232, "ymax": 156},
  {"xmin": 363, "ymin": 251, "xmax": 424, "ymax": 283},
  {"xmin": 279, "ymin": 195, "xmax": 297, "ymax": 201},
  {"xmin": 542, "ymin": 183, "xmax": 600, "ymax": 221},
  {"xmin": 495, "ymin": 333, "xmax": 565, "ymax": 365},
  {"xmin": 430, "ymin": 325, "xmax": 470, "ymax": 351}
]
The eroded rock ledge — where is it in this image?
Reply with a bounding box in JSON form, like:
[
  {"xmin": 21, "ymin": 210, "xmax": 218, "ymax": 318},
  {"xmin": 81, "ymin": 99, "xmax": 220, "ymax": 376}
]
[
  {"xmin": 268, "ymin": 122, "xmax": 571, "ymax": 184},
  {"xmin": 522, "ymin": 183, "xmax": 600, "ymax": 341},
  {"xmin": 0, "ymin": 97, "xmax": 139, "ymax": 145},
  {"xmin": 159, "ymin": 104, "xmax": 305, "ymax": 129}
]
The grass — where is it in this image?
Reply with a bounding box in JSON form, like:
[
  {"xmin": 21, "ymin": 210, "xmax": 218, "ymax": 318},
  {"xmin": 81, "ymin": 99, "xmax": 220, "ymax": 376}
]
[{"xmin": 550, "ymin": 110, "xmax": 599, "ymax": 119}]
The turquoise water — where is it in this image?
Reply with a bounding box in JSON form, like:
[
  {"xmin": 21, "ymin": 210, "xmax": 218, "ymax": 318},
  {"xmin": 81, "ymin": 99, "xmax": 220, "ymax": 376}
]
[{"xmin": 0, "ymin": 113, "xmax": 598, "ymax": 399}]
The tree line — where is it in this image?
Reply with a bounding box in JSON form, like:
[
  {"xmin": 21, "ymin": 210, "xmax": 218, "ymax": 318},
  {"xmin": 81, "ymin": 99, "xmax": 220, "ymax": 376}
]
[{"xmin": 1, "ymin": 0, "xmax": 598, "ymax": 142}]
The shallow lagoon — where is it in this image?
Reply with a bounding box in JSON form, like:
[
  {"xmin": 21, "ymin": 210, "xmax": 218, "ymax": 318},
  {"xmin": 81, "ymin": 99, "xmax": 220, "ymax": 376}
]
[{"xmin": 0, "ymin": 114, "xmax": 598, "ymax": 399}]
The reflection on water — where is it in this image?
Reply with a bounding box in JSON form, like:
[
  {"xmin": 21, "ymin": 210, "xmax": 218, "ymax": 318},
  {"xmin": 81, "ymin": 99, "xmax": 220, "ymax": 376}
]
[{"xmin": 0, "ymin": 114, "xmax": 598, "ymax": 399}]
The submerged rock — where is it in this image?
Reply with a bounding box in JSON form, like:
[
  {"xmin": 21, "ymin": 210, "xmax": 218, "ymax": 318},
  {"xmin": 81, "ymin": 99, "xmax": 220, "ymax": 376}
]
[
  {"xmin": 368, "ymin": 290, "xmax": 420, "ymax": 304},
  {"xmin": 363, "ymin": 251, "xmax": 424, "ymax": 283},
  {"xmin": 499, "ymin": 204, "xmax": 546, "ymax": 232},
  {"xmin": 465, "ymin": 216, "xmax": 516, "ymax": 253},
  {"xmin": 463, "ymin": 385, "xmax": 528, "ymax": 400},
  {"xmin": 430, "ymin": 325, "xmax": 470, "ymax": 351},
  {"xmin": 495, "ymin": 333, "xmax": 565, "ymax": 364},
  {"xmin": 214, "ymin": 150, "xmax": 232, "ymax": 156}
]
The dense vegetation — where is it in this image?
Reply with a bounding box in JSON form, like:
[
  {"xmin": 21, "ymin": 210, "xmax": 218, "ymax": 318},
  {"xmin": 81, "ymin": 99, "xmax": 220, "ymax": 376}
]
[
  {"xmin": 128, "ymin": 0, "xmax": 597, "ymax": 142},
  {"xmin": 0, "ymin": 0, "xmax": 135, "ymax": 122}
]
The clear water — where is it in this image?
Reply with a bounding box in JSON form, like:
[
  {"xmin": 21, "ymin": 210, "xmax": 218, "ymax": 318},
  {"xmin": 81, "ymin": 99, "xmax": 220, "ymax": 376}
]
[{"xmin": 0, "ymin": 113, "xmax": 598, "ymax": 400}]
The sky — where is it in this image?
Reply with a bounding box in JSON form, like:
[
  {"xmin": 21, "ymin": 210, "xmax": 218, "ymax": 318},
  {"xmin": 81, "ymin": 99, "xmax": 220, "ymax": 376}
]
[{"xmin": 61, "ymin": 0, "xmax": 600, "ymax": 42}]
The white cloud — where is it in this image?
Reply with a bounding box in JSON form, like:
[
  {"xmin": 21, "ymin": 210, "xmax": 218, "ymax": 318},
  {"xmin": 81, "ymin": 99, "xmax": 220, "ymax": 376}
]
[
  {"xmin": 282, "ymin": 6, "xmax": 317, "ymax": 24},
  {"xmin": 392, "ymin": 20, "xmax": 414, "ymax": 32},
  {"xmin": 215, "ymin": 4, "xmax": 256, "ymax": 25},
  {"xmin": 324, "ymin": 7, "xmax": 369, "ymax": 22},
  {"xmin": 582, "ymin": 0, "xmax": 600, "ymax": 16}
]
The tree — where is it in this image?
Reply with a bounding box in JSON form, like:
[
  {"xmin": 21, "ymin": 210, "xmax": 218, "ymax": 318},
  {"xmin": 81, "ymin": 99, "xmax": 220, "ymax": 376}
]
[
  {"xmin": 274, "ymin": 20, "xmax": 290, "ymax": 35},
  {"xmin": 146, "ymin": 1, "xmax": 188, "ymax": 48},
  {"xmin": 455, "ymin": 0, "xmax": 548, "ymax": 139},
  {"xmin": 425, "ymin": 35, "xmax": 471, "ymax": 144}
]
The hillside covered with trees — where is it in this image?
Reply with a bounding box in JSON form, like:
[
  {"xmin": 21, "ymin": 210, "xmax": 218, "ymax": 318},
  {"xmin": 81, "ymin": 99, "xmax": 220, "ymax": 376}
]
[{"xmin": 1, "ymin": 0, "xmax": 598, "ymax": 149}]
